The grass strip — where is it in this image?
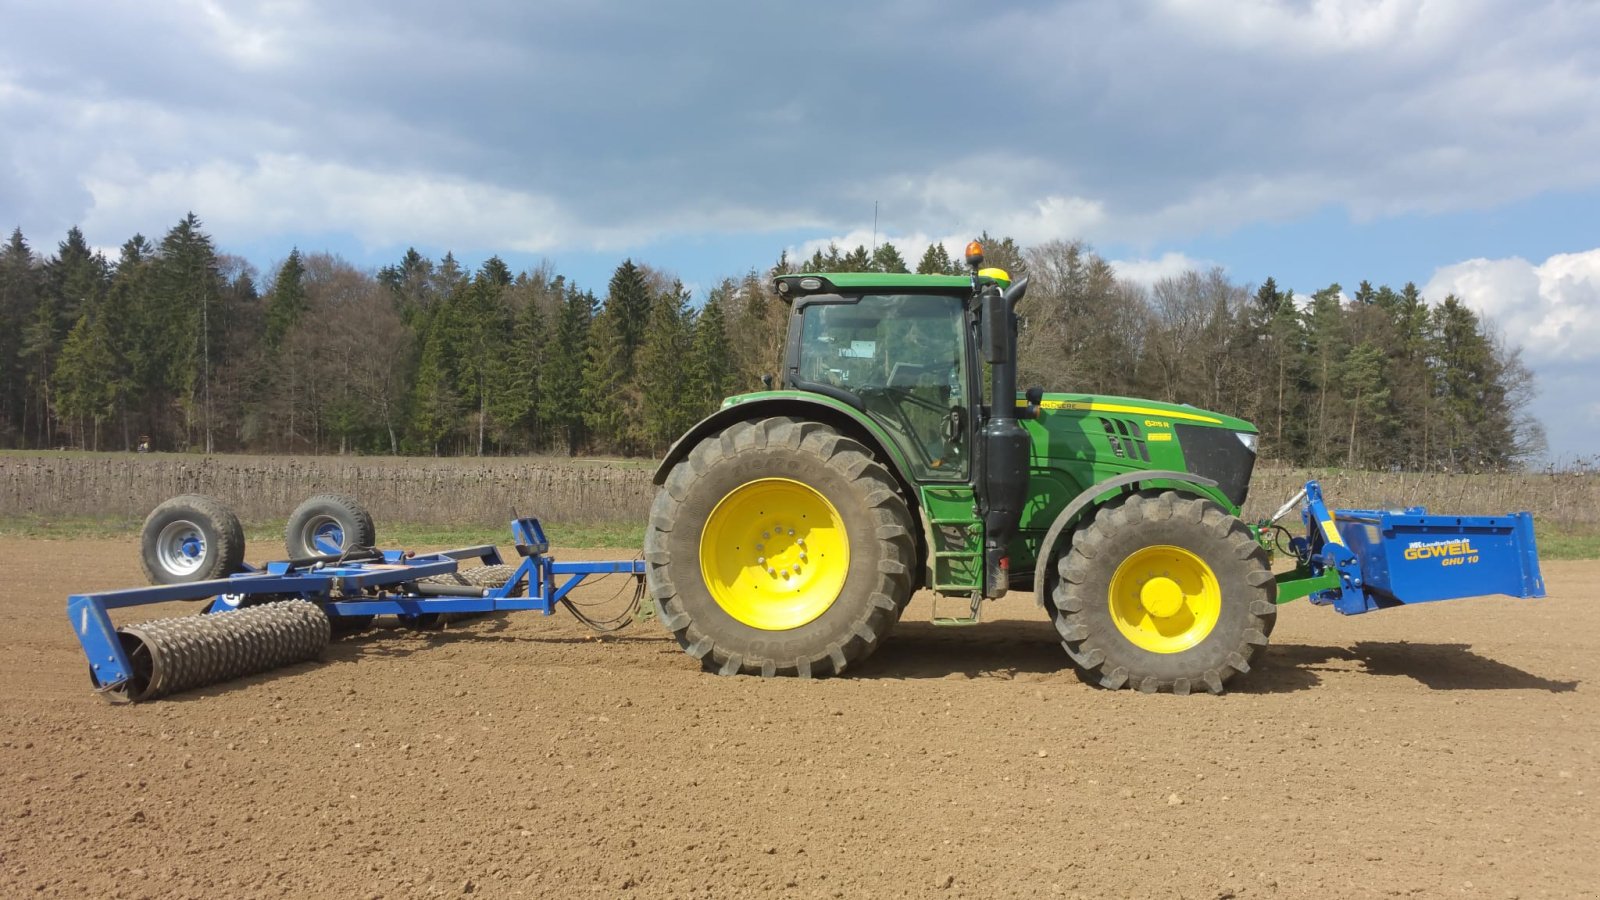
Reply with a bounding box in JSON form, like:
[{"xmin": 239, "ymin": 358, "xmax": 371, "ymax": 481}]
[{"xmin": 0, "ymin": 516, "xmax": 645, "ymax": 551}]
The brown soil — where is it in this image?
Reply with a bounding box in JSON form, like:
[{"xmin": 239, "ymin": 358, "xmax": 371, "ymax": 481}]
[{"xmin": 2, "ymin": 537, "xmax": 1595, "ymax": 899}]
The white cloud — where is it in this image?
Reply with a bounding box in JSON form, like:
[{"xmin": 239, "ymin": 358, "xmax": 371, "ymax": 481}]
[
  {"xmin": 1108, "ymin": 252, "xmax": 1215, "ymax": 287},
  {"xmin": 1423, "ymin": 249, "xmax": 1600, "ymax": 364},
  {"xmin": 1424, "ymin": 249, "xmax": 1600, "ymax": 462},
  {"xmin": 81, "ymin": 154, "xmax": 568, "ymax": 253},
  {"xmin": 1156, "ymin": 0, "xmax": 1477, "ymax": 55}
]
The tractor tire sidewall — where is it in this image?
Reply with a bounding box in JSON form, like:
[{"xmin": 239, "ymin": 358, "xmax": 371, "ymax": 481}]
[
  {"xmin": 285, "ymin": 494, "xmax": 376, "ymax": 558},
  {"xmin": 647, "ymin": 417, "xmax": 915, "ymax": 677},
  {"xmin": 1053, "ymin": 491, "xmax": 1274, "ymax": 693},
  {"xmin": 139, "ymin": 494, "xmax": 245, "ymax": 585}
]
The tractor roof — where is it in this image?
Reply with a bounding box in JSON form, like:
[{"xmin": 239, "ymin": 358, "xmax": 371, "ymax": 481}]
[{"xmin": 773, "ymin": 272, "xmax": 972, "ymax": 301}]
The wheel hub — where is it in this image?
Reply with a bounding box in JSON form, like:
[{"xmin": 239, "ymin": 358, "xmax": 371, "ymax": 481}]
[
  {"xmin": 699, "ymin": 478, "xmax": 849, "ymax": 631},
  {"xmin": 1139, "ymin": 576, "xmax": 1185, "ymax": 619},
  {"xmin": 156, "ymin": 520, "xmax": 206, "ymax": 576},
  {"xmin": 1108, "ymin": 545, "xmax": 1223, "ymax": 654}
]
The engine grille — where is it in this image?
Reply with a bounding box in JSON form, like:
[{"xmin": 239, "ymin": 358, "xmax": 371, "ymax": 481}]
[{"xmin": 1173, "ymin": 424, "xmax": 1255, "ymax": 508}]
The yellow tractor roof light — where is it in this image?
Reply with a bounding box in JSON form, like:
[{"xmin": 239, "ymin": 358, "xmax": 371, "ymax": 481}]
[{"xmin": 978, "ymin": 267, "xmax": 1010, "ymax": 288}]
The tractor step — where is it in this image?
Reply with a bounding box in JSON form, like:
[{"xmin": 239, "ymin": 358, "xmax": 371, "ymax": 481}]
[{"xmin": 931, "ymin": 594, "xmax": 983, "ymax": 626}]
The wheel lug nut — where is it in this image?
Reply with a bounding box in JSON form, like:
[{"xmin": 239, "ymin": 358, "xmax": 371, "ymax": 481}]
[
  {"xmin": 787, "ymin": 529, "xmax": 795, "ymax": 536},
  {"xmin": 767, "ymin": 568, "xmax": 776, "ymax": 577},
  {"xmin": 762, "ymin": 531, "xmax": 769, "ymax": 539},
  {"xmin": 757, "ymin": 556, "xmax": 766, "ymax": 565}
]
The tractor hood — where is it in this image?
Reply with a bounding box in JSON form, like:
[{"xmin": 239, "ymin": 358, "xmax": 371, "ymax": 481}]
[
  {"xmin": 1019, "ymin": 393, "xmax": 1257, "ymax": 434},
  {"xmin": 1023, "ymin": 393, "xmax": 1259, "ymax": 508}
]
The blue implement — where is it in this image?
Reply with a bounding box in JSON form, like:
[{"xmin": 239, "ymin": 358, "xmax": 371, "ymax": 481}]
[
  {"xmin": 68, "ymin": 515, "xmax": 644, "ymax": 699},
  {"xmin": 1285, "ymin": 480, "xmax": 1545, "ymax": 616}
]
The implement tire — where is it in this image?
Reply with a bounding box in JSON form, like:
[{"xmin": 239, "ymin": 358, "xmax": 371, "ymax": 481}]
[
  {"xmin": 285, "ymin": 494, "xmax": 375, "ymax": 558},
  {"xmin": 139, "ymin": 494, "xmax": 246, "ymax": 585},
  {"xmin": 1051, "ymin": 490, "xmax": 1275, "ymax": 695},
  {"xmin": 645, "ymin": 417, "xmax": 915, "ymax": 678}
]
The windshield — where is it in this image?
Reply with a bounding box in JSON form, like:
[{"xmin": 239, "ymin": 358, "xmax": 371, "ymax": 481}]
[{"xmin": 793, "ymin": 293, "xmax": 968, "ymax": 479}]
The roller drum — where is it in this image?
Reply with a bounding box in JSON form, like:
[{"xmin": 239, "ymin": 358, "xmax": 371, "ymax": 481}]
[{"xmin": 114, "ymin": 600, "xmax": 330, "ymax": 701}]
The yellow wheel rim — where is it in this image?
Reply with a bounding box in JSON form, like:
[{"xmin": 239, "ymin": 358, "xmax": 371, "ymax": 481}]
[
  {"xmin": 699, "ymin": 478, "xmax": 850, "ymax": 631},
  {"xmin": 1108, "ymin": 545, "xmax": 1222, "ymax": 654}
]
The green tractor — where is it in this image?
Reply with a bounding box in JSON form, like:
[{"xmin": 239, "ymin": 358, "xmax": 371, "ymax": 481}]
[{"xmin": 646, "ymin": 240, "xmax": 1275, "ymax": 693}]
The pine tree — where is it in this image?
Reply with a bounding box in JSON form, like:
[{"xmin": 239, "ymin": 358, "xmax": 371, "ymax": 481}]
[
  {"xmin": 1339, "ymin": 341, "xmax": 1390, "ymax": 467},
  {"xmin": 543, "ymin": 284, "xmax": 594, "ymax": 454},
  {"xmin": 409, "ymin": 324, "xmax": 461, "ymax": 455},
  {"xmin": 606, "ymin": 259, "xmax": 654, "ymax": 365},
  {"xmin": 153, "ymin": 213, "xmax": 226, "ymax": 452},
  {"xmin": 870, "ymin": 242, "xmax": 909, "ymax": 274},
  {"xmin": 582, "ymin": 303, "xmax": 635, "ymax": 453},
  {"xmin": 916, "ymin": 243, "xmax": 957, "ymax": 275},
  {"xmin": 1302, "ymin": 284, "xmax": 1346, "ymax": 464},
  {"xmin": 691, "ymin": 285, "xmax": 735, "ymax": 414},
  {"xmin": 104, "ymin": 236, "xmax": 156, "ymax": 450},
  {"xmin": 264, "ymin": 248, "xmax": 308, "ymax": 349},
  {"xmin": 55, "ymin": 311, "xmax": 117, "ymax": 449},
  {"xmin": 636, "ymin": 281, "xmax": 695, "ymax": 450},
  {"xmin": 1, "ymin": 229, "xmax": 41, "ymax": 446},
  {"xmin": 841, "ymin": 244, "xmax": 872, "ymax": 272}
]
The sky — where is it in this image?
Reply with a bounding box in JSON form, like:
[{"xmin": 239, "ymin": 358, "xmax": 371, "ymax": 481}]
[{"xmin": 2, "ymin": 0, "xmax": 1598, "ymax": 462}]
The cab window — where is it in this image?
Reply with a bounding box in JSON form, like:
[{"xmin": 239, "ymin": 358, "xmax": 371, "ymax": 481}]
[{"xmin": 793, "ymin": 293, "xmax": 968, "ymax": 480}]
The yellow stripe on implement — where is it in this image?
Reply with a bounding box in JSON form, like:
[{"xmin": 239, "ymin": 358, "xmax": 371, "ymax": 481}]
[
  {"xmin": 1321, "ymin": 519, "xmax": 1344, "ymax": 546},
  {"xmin": 1018, "ymin": 398, "xmax": 1222, "ymax": 425}
]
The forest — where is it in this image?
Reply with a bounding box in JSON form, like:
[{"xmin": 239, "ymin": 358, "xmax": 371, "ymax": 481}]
[{"xmin": 0, "ymin": 216, "xmax": 1544, "ymax": 469}]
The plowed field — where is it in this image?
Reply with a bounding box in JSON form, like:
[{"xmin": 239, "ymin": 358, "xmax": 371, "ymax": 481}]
[{"xmin": 2, "ymin": 537, "xmax": 1594, "ymax": 899}]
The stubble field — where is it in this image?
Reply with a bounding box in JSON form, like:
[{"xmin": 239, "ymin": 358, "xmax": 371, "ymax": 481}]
[{"xmin": 2, "ymin": 535, "xmax": 1594, "ymax": 899}]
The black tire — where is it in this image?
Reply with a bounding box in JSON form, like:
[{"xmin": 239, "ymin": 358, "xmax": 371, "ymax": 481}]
[
  {"xmin": 1051, "ymin": 490, "xmax": 1276, "ymax": 694},
  {"xmin": 285, "ymin": 494, "xmax": 375, "ymax": 558},
  {"xmin": 645, "ymin": 417, "xmax": 916, "ymax": 678},
  {"xmin": 139, "ymin": 494, "xmax": 246, "ymax": 585}
]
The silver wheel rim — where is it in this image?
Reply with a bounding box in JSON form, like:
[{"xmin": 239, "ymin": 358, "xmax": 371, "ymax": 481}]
[
  {"xmin": 156, "ymin": 520, "xmax": 207, "ymax": 576},
  {"xmin": 300, "ymin": 515, "xmax": 347, "ymax": 555}
]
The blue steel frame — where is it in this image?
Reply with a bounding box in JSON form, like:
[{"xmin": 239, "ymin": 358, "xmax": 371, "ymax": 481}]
[{"xmin": 69, "ymin": 516, "xmax": 644, "ymax": 694}]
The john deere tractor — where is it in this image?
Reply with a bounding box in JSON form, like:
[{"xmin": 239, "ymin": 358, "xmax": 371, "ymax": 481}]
[{"xmin": 644, "ymin": 240, "xmax": 1276, "ymax": 693}]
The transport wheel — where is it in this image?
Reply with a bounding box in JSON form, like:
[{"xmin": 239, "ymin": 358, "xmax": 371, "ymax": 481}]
[
  {"xmin": 139, "ymin": 494, "xmax": 246, "ymax": 585},
  {"xmin": 645, "ymin": 417, "xmax": 916, "ymax": 677},
  {"xmin": 285, "ymin": 494, "xmax": 375, "ymax": 558},
  {"xmin": 1051, "ymin": 490, "xmax": 1276, "ymax": 694}
]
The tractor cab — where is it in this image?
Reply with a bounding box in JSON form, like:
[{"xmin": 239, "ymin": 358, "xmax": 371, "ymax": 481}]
[
  {"xmin": 775, "ymin": 246, "xmax": 1033, "ymax": 600},
  {"xmin": 778, "ymin": 276, "xmax": 976, "ymax": 480}
]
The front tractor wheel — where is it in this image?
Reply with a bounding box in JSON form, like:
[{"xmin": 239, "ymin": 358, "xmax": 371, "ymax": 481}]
[
  {"xmin": 645, "ymin": 417, "xmax": 916, "ymax": 677},
  {"xmin": 1052, "ymin": 491, "xmax": 1276, "ymax": 694}
]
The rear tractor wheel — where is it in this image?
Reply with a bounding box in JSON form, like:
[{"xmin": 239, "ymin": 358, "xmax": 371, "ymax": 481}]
[
  {"xmin": 645, "ymin": 417, "xmax": 916, "ymax": 677},
  {"xmin": 1051, "ymin": 490, "xmax": 1276, "ymax": 694}
]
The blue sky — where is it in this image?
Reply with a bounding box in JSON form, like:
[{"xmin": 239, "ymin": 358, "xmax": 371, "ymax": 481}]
[{"xmin": 2, "ymin": 0, "xmax": 1598, "ymax": 461}]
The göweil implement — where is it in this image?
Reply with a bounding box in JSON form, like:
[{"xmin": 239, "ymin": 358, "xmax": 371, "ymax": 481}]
[{"xmin": 68, "ymin": 241, "xmax": 1544, "ymax": 699}]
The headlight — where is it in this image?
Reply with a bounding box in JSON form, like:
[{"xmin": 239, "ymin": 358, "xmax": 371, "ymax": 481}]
[{"xmin": 1235, "ymin": 432, "xmax": 1258, "ymax": 453}]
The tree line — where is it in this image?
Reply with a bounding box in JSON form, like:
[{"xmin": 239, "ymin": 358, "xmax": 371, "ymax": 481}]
[{"xmin": 0, "ymin": 217, "xmax": 1543, "ymax": 469}]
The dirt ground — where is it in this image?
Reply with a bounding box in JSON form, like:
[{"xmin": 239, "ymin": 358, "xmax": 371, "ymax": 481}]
[{"xmin": 1, "ymin": 537, "xmax": 1594, "ymax": 900}]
